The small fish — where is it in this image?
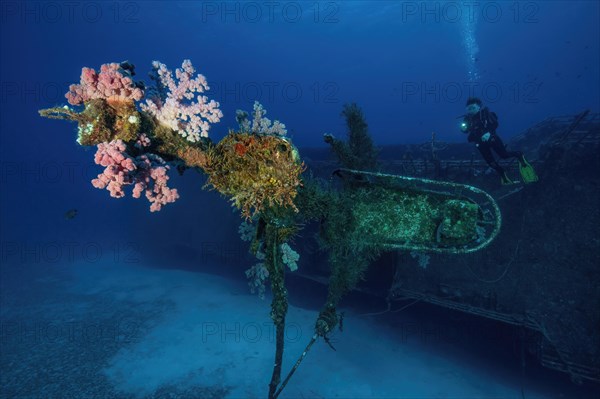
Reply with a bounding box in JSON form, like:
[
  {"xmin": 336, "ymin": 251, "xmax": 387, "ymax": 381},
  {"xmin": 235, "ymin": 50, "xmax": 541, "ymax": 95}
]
[{"xmin": 64, "ymin": 209, "xmax": 78, "ymax": 220}]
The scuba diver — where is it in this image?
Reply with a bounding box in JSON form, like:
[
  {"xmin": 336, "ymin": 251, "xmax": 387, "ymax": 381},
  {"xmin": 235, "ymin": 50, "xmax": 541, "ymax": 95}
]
[{"xmin": 460, "ymin": 97, "xmax": 538, "ymax": 185}]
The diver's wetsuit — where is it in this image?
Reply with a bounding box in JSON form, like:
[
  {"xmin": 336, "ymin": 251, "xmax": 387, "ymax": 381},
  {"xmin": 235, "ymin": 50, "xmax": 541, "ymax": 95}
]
[{"xmin": 463, "ymin": 107, "xmax": 523, "ymax": 176}]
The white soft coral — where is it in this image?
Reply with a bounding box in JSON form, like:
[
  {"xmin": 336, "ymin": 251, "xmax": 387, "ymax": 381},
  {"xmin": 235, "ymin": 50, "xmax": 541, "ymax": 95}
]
[{"xmin": 141, "ymin": 60, "xmax": 223, "ymax": 142}]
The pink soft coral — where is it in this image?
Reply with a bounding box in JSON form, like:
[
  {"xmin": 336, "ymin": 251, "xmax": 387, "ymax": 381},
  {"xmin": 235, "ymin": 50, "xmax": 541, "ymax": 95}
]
[
  {"xmin": 91, "ymin": 140, "xmax": 179, "ymax": 212},
  {"xmin": 66, "ymin": 63, "xmax": 144, "ymax": 106},
  {"xmin": 131, "ymin": 153, "xmax": 180, "ymax": 212}
]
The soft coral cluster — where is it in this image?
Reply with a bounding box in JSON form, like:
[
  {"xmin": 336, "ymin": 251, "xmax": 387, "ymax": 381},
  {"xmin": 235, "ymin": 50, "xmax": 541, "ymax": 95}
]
[
  {"xmin": 141, "ymin": 59, "xmax": 223, "ymax": 143},
  {"xmin": 92, "ymin": 140, "xmax": 179, "ymax": 212},
  {"xmin": 65, "ymin": 63, "xmax": 144, "ymax": 106},
  {"xmin": 55, "ymin": 59, "xmax": 225, "ymax": 212}
]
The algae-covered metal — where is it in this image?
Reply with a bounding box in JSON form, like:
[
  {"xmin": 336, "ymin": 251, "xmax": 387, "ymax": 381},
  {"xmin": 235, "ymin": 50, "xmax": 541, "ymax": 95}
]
[{"xmin": 334, "ymin": 168, "xmax": 501, "ymax": 254}]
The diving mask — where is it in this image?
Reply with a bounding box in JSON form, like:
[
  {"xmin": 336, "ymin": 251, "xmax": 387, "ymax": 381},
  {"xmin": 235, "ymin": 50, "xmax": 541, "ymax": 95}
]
[{"xmin": 466, "ymin": 103, "xmax": 480, "ymax": 115}]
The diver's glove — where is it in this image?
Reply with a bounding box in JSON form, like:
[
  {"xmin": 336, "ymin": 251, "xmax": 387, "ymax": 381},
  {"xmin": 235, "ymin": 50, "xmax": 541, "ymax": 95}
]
[{"xmin": 481, "ymin": 132, "xmax": 491, "ymax": 142}]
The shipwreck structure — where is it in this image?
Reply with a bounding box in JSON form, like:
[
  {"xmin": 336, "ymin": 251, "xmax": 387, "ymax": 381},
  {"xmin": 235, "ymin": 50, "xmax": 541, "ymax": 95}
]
[{"xmin": 298, "ymin": 110, "xmax": 600, "ymax": 384}]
